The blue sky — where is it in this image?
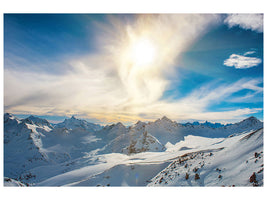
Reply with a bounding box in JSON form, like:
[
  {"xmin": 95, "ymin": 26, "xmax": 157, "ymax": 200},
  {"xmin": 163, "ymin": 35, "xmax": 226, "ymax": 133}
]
[{"xmin": 4, "ymin": 14, "xmax": 263, "ymax": 124}]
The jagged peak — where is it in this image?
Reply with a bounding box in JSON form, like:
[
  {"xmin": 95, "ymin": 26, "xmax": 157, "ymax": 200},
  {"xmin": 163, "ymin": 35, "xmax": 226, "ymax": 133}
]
[
  {"xmin": 22, "ymin": 118, "xmax": 34, "ymax": 125},
  {"xmin": 154, "ymin": 116, "xmax": 173, "ymax": 124},
  {"xmin": 133, "ymin": 120, "xmax": 147, "ymax": 129},
  {"xmin": 27, "ymin": 115, "xmax": 50, "ymax": 123},
  {"xmin": 4, "ymin": 113, "xmax": 18, "ymax": 123},
  {"xmin": 63, "ymin": 115, "xmax": 79, "ymax": 122},
  {"xmin": 22, "ymin": 115, "xmax": 52, "ymax": 128},
  {"xmin": 27, "ymin": 115, "xmax": 44, "ymax": 121},
  {"xmin": 104, "ymin": 122, "xmax": 125, "ymax": 130}
]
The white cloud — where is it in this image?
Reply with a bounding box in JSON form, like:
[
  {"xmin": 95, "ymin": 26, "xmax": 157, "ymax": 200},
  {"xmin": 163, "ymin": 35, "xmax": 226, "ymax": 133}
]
[
  {"xmin": 223, "ymin": 53, "xmax": 262, "ymax": 69},
  {"xmin": 224, "ymin": 14, "xmax": 263, "ymax": 33}
]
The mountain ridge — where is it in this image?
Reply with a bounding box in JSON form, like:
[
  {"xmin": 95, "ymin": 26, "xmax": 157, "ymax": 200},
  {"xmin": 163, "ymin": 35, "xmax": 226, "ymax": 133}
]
[
  {"xmin": 5, "ymin": 113, "xmax": 262, "ymax": 128},
  {"xmin": 4, "ymin": 113, "xmax": 263, "ymax": 186}
]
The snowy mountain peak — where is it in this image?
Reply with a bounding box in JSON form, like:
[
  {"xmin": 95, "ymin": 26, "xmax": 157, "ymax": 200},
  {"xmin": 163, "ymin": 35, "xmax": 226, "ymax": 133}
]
[
  {"xmin": 56, "ymin": 116, "xmax": 102, "ymax": 132},
  {"xmin": 107, "ymin": 122, "xmax": 126, "ymax": 130},
  {"xmin": 22, "ymin": 118, "xmax": 34, "ymax": 125},
  {"xmin": 26, "ymin": 115, "xmax": 52, "ymax": 128},
  {"xmin": 4, "ymin": 112, "xmax": 14, "ymax": 118},
  {"xmin": 63, "ymin": 116, "xmax": 78, "ymax": 123},
  {"xmin": 4, "ymin": 113, "xmax": 18, "ymax": 122},
  {"xmin": 154, "ymin": 116, "xmax": 174, "ymax": 125},
  {"xmin": 102, "ymin": 122, "xmax": 125, "ymax": 132},
  {"xmin": 245, "ymin": 116, "xmax": 260, "ymax": 122},
  {"xmin": 237, "ymin": 116, "xmax": 262, "ymax": 127}
]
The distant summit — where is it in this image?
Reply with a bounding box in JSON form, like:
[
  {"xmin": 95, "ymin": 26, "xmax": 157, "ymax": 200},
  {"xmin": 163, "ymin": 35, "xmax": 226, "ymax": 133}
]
[
  {"xmin": 56, "ymin": 116, "xmax": 102, "ymax": 132},
  {"xmin": 183, "ymin": 121, "xmax": 226, "ymax": 128}
]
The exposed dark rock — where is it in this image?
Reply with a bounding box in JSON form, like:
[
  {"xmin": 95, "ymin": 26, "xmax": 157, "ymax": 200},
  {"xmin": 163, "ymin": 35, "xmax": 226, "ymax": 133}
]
[
  {"xmin": 185, "ymin": 173, "xmax": 189, "ymax": 180},
  {"xmin": 193, "ymin": 167, "xmax": 198, "ymax": 172},
  {"xmin": 249, "ymin": 172, "xmax": 257, "ymax": 183},
  {"xmin": 255, "ymin": 152, "xmax": 259, "ymax": 158}
]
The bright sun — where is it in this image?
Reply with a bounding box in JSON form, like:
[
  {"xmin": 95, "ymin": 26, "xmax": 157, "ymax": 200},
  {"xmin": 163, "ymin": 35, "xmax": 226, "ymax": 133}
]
[{"xmin": 129, "ymin": 38, "xmax": 156, "ymax": 66}]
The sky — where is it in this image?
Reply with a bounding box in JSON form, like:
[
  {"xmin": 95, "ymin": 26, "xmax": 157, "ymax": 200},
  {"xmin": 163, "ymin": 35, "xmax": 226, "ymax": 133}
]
[{"xmin": 4, "ymin": 14, "xmax": 263, "ymax": 125}]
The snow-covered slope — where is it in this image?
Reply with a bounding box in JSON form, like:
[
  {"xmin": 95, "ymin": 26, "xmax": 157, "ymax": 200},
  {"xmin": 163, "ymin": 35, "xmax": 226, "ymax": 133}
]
[
  {"xmin": 148, "ymin": 128, "xmax": 263, "ymax": 186},
  {"xmin": 4, "ymin": 113, "xmax": 263, "ymax": 186},
  {"xmin": 122, "ymin": 131, "xmax": 165, "ymax": 154},
  {"xmin": 4, "ymin": 113, "xmax": 49, "ymax": 180},
  {"xmin": 35, "ymin": 128, "xmax": 263, "ymax": 187},
  {"xmin": 4, "ymin": 113, "xmax": 103, "ymax": 183}
]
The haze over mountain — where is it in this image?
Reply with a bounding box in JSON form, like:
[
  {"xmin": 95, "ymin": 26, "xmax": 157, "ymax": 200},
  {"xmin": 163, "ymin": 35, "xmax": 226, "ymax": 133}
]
[{"xmin": 4, "ymin": 113, "xmax": 263, "ymax": 187}]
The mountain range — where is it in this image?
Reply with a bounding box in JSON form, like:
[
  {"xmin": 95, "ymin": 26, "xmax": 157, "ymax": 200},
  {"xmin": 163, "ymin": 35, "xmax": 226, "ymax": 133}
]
[{"xmin": 4, "ymin": 113, "xmax": 263, "ymax": 186}]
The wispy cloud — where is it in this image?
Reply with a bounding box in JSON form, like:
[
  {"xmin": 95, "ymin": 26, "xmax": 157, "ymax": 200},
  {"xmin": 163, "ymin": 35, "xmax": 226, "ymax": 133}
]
[
  {"xmin": 4, "ymin": 14, "xmax": 263, "ymax": 123},
  {"xmin": 223, "ymin": 53, "xmax": 262, "ymax": 69},
  {"xmin": 4, "ymin": 65, "xmax": 263, "ymax": 123},
  {"xmin": 135, "ymin": 78, "xmax": 263, "ymax": 122},
  {"xmin": 224, "ymin": 14, "xmax": 263, "ymax": 33}
]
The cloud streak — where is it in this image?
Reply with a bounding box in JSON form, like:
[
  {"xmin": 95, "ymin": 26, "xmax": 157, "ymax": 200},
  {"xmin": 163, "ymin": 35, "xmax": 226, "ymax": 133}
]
[{"xmin": 133, "ymin": 78, "xmax": 263, "ymax": 122}]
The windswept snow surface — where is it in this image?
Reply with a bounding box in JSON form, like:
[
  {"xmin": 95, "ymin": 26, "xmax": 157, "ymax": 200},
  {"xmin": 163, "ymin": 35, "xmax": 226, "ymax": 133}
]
[
  {"xmin": 148, "ymin": 128, "xmax": 263, "ymax": 187},
  {"xmin": 4, "ymin": 113, "xmax": 263, "ymax": 186}
]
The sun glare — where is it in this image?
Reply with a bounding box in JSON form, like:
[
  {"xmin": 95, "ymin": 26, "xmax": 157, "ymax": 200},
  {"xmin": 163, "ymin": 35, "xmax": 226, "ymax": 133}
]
[{"xmin": 130, "ymin": 38, "xmax": 156, "ymax": 66}]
